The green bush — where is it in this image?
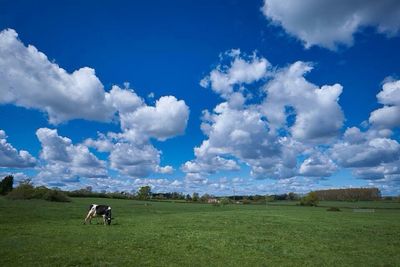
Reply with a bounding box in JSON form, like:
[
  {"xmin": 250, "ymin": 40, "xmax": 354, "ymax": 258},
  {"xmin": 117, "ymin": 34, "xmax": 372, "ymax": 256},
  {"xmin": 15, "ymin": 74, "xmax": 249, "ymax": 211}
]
[
  {"xmin": 220, "ymin": 198, "xmax": 230, "ymax": 206},
  {"xmin": 43, "ymin": 190, "xmax": 71, "ymax": 202},
  {"xmin": 6, "ymin": 183, "xmax": 35, "ymax": 200},
  {"xmin": 6, "ymin": 182, "xmax": 70, "ymax": 202},
  {"xmin": 327, "ymin": 207, "xmax": 341, "ymax": 212},
  {"xmin": 300, "ymin": 192, "xmax": 319, "ymax": 206},
  {"xmin": 242, "ymin": 198, "xmax": 251, "ymax": 205}
]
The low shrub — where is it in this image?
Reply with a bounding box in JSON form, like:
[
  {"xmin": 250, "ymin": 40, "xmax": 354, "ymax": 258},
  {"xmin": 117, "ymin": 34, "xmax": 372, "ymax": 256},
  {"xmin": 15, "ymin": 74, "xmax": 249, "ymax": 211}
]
[
  {"xmin": 327, "ymin": 207, "xmax": 341, "ymax": 212},
  {"xmin": 6, "ymin": 182, "xmax": 70, "ymax": 202},
  {"xmin": 6, "ymin": 183, "xmax": 35, "ymax": 200},
  {"xmin": 242, "ymin": 199, "xmax": 252, "ymax": 205},
  {"xmin": 43, "ymin": 190, "xmax": 71, "ymax": 202}
]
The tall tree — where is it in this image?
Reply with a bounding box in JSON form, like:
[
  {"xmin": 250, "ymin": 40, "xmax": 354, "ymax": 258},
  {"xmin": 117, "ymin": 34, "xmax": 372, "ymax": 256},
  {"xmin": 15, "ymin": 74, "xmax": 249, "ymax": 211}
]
[
  {"xmin": 137, "ymin": 186, "xmax": 152, "ymax": 200},
  {"xmin": 192, "ymin": 192, "xmax": 199, "ymax": 202},
  {"xmin": 0, "ymin": 175, "xmax": 13, "ymax": 195}
]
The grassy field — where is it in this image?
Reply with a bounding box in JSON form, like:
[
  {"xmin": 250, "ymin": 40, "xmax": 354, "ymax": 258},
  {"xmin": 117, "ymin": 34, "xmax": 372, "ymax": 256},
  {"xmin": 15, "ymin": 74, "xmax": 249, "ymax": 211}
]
[{"xmin": 0, "ymin": 197, "xmax": 399, "ymax": 266}]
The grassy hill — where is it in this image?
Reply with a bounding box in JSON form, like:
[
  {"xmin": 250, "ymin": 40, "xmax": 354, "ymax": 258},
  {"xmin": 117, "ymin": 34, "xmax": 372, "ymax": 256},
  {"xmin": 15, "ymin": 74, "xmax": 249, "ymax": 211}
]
[{"xmin": 0, "ymin": 197, "xmax": 399, "ymax": 266}]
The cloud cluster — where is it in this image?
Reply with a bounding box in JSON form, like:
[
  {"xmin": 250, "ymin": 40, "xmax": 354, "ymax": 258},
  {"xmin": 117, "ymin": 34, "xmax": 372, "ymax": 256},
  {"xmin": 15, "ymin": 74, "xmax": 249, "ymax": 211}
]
[
  {"xmin": 36, "ymin": 128, "xmax": 108, "ymax": 179},
  {"xmin": 109, "ymin": 142, "xmax": 172, "ymax": 177},
  {"xmin": 0, "ymin": 29, "xmax": 114, "ymax": 124},
  {"xmin": 369, "ymin": 79, "xmax": 400, "ymax": 129},
  {"xmin": 330, "ymin": 127, "xmax": 400, "ymax": 195},
  {"xmin": 261, "ymin": 61, "xmax": 344, "ymax": 142},
  {"xmin": 183, "ymin": 51, "xmax": 344, "ymax": 181},
  {"xmin": 0, "ymin": 130, "xmax": 36, "ymax": 168},
  {"xmin": 334, "ymin": 79, "xmax": 400, "ymax": 185},
  {"xmin": 0, "ymin": 28, "xmax": 190, "ymax": 136},
  {"xmin": 2, "ymin": 26, "xmax": 400, "ymax": 194},
  {"xmin": 200, "ymin": 49, "xmax": 270, "ymax": 98},
  {"xmin": 0, "ymin": 28, "xmax": 189, "ymax": 186},
  {"xmin": 120, "ymin": 95, "xmax": 189, "ymax": 141},
  {"xmin": 262, "ymin": 0, "xmax": 400, "ymax": 49}
]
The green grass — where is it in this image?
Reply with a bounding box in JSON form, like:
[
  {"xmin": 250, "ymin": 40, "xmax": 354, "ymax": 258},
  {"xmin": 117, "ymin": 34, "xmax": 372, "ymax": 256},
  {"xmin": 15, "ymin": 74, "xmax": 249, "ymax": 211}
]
[{"xmin": 0, "ymin": 197, "xmax": 399, "ymax": 266}]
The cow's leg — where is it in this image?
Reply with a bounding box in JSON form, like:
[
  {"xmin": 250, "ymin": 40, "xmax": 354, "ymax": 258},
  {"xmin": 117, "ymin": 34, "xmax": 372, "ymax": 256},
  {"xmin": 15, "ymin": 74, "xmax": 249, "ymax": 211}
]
[{"xmin": 102, "ymin": 215, "xmax": 106, "ymax": 225}]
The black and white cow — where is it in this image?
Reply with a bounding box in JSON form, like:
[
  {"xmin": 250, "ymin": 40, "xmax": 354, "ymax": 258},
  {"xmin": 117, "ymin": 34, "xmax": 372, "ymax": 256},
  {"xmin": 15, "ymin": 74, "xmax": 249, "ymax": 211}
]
[{"xmin": 84, "ymin": 204, "xmax": 112, "ymax": 225}]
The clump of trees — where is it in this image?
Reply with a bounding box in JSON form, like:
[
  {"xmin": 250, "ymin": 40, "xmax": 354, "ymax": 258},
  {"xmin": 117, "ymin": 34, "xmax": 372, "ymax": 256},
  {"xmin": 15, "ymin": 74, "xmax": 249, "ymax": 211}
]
[
  {"xmin": 300, "ymin": 192, "xmax": 319, "ymax": 206},
  {"xmin": 6, "ymin": 180, "xmax": 70, "ymax": 202},
  {"xmin": 0, "ymin": 175, "xmax": 13, "ymax": 195},
  {"xmin": 138, "ymin": 186, "xmax": 152, "ymax": 200},
  {"xmin": 314, "ymin": 188, "xmax": 381, "ymax": 201},
  {"xmin": 67, "ymin": 187, "xmax": 133, "ymax": 199}
]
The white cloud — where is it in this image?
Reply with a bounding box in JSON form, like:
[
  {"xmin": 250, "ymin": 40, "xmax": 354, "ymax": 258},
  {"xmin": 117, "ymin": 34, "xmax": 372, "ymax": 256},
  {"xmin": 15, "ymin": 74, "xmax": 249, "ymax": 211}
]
[
  {"xmin": 0, "ymin": 130, "xmax": 36, "ymax": 168},
  {"xmin": 84, "ymin": 133, "xmax": 115, "ymax": 153},
  {"xmin": 262, "ymin": 0, "xmax": 400, "ymax": 49},
  {"xmin": 184, "ymin": 53, "xmax": 344, "ymax": 182},
  {"xmin": 105, "ymin": 85, "xmax": 143, "ymax": 114},
  {"xmin": 36, "ymin": 128, "xmax": 108, "ymax": 179},
  {"xmin": 155, "ymin": 165, "xmax": 174, "ymax": 174},
  {"xmin": 120, "ymin": 95, "xmax": 189, "ymax": 141},
  {"xmin": 0, "ymin": 29, "xmax": 115, "ymax": 124},
  {"xmin": 332, "ymin": 127, "xmax": 400, "ymax": 174},
  {"xmin": 261, "ymin": 61, "xmax": 344, "ymax": 142},
  {"xmin": 0, "ymin": 28, "xmax": 189, "ymax": 185},
  {"xmin": 109, "ymin": 142, "xmax": 161, "ymax": 178},
  {"xmin": 299, "ymin": 152, "xmax": 338, "ymax": 177},
  {"xmin": 200, "ymin": 50, "xmax": 270, "ymax": 98},
  {"xmin": 369, "ymin": 79, "xmax": 400, "ymax": 128}
]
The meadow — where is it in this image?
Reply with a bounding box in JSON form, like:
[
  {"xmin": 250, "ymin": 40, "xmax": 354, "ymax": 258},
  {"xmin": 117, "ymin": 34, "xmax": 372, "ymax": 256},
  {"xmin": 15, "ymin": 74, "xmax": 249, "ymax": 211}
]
[{"xmin": 0, "ymin": 197, "xmax": 399, "ymax": 266}]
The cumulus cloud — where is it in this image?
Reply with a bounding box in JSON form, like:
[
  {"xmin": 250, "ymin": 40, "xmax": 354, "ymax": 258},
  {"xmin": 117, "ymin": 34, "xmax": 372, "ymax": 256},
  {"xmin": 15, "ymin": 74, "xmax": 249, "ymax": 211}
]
[
  {"xmin": 0, "ymin": 28, "xmax": 189, "ymax": 186},
  {"xmin": 332, "ymin": 127, "xmax": 400, "ymax": 168},
  {"xmin": 109, "ymin": 142, "xmax": 172, "ymax": 177},
  {"xmin": 262, "ymin": 61, "xmax": 344, "ymax": 142},
  {"xmin": 0, "ymin": 130, "xmax": 36, "ymax": 168},
  {"xmin": 184, "ymin": 51, "xmax": 343, "ymax": 180},
  {"xmin": 299, "ymin": 152, "xmax": 338, "ymax": 177},
  {"xmin": 84, "ymin": 131, "xmax": 175, "ymax": 178},
  {"xmin": 200, "ymin": 49, "xmax": 270, "ymax": 98},
  {"xmin": 369, "ymin": 79, "xmax": 400, "ymax": 129},
  {"xmin": 84, "ymin": 133, "xmax": 115, "ymax": 153},
  {"xmin": 105, "ymin": 85, "xmax": 143, "ymax": 114},
  {"xmin": 36, "ymin": 128, "xmax": 108, "ymax": 179},
  {"xmin": 120, "ymin": 96, "xmax": 189, "ymax": 141},
  {"xmin": 0, "ymin": 28, "xmax": 190, "ymax": 137},
  {"xmin": 0, "ymin": 29, "xmax": 114, "ymax": 124},
  {"xmin": 331, "ymin": 127, "xmax": 400, "ymax": 185},
  {"xmin": 262, "ymin": 0, "xmax": 400, "ymax": 49}
]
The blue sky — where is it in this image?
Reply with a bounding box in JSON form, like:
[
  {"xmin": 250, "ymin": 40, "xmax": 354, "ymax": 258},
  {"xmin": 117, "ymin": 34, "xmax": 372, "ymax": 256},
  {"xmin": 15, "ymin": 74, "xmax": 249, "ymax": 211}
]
[{"xmin": 1, "ymin": 0, "xmax": 400, "ymax": 195}]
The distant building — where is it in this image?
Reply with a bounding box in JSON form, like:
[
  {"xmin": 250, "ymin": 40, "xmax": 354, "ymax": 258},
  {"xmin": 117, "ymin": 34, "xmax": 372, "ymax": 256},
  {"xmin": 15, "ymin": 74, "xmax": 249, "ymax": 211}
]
[{"xmin": 207, "ymin": 198, "xmax": 220, "ymax": 204}]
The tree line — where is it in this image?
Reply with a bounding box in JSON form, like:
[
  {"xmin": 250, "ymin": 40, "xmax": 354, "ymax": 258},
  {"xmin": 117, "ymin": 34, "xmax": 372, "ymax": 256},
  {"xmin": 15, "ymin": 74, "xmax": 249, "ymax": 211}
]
[
  {"xmin": 313, "ymin": 188, "xmax": 381, "ymax": 201},
  {"xmin": 0, "ymin": 175, "xmax": 392, "ymax": 204}
]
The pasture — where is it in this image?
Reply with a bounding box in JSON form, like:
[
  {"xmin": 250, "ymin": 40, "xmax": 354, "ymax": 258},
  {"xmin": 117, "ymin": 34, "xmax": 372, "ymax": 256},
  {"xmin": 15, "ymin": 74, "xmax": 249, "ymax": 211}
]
[{"xmin": 0, "ymin": 197, "xmax": 399, "ymax": 266}]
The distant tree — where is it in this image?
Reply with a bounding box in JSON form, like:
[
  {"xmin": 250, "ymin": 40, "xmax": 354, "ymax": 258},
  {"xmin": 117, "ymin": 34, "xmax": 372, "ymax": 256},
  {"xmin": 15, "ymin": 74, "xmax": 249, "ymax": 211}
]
[
  {"xmin": 288, "ymin": 192, "xmax": 299, "ymax": 201},
  {"xmin": 314, "ymin": 188, "xmax": 381, "ymax": 201},
  {"xmin": 185, "ymin": 194, "xmax": 192, "ymax": 201},
  {"xmin": 200, "ymin": 193, "xmax": 211, "ymax": 202},
  {"xmin": 137, "ymin": 186, "xmax": 152, "ymax": 200},
  {"xmin": 300, "ymin": 192, "xmax": 319, "ymax": 206},
  {"xmin": 265, "ymin": 195, "xmax": 275, "ymax": 202},
  {"xmin": 0, "ymin": 175, "xmax": 13, "ymax": 195},
  {"xmin": 85, "ymin": 186, "xmax": 93, "ymax": 193},
  {"xmin": 192, "ymin": 192, "xmax": 199, "ymax": 202},
  {"xmin": 219, "ymin": 197, "xmax": 230, "ymax": 206}
]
